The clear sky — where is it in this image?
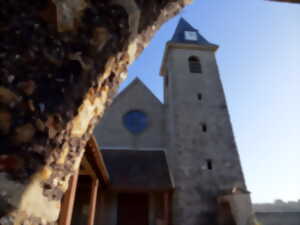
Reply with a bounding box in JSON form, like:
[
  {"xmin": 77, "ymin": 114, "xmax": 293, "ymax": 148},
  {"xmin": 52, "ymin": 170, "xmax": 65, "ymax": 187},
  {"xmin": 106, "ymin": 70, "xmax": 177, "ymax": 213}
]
[{"xmin": 119, "ymin": 0, "xmax": 300, "ymax": 203}]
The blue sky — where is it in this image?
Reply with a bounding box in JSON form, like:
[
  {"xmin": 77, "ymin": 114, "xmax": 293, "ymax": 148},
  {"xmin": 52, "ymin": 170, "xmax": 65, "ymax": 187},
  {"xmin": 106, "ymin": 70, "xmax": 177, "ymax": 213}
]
[{"xmin": 119, "ymin": 0, "xmax": 300, "ymax": 203}]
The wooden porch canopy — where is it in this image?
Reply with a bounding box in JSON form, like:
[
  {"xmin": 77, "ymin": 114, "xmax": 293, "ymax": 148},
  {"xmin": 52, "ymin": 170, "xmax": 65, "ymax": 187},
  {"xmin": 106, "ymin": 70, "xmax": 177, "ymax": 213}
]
[
  {"xmin": 58, "ymin": 136, "xmax": 110, "ymax": 225},
  {"xmin": 102, "ymin": 150, "xmax": 174, "ymax": 225},
  {"xmin": 101, "ymin": 150, "xmax": 174, "ymax": 192}
]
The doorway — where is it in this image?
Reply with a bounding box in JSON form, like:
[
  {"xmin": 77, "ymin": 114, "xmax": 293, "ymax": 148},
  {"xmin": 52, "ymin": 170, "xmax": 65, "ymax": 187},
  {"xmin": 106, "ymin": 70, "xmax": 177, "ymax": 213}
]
[
  {"xmin": 117, "ymin": 193, "xmax": 149, "ymax": 225},
  {"xmin": 218, "ymin": 201, "xmax": 236, "ymax": 225}
]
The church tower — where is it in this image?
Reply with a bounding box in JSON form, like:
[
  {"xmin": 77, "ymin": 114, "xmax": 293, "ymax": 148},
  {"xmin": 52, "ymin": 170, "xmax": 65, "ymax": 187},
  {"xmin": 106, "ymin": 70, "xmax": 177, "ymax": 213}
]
[{"xmin": 160, "ymin": 18, "xmax": 249, "ymax": 225}]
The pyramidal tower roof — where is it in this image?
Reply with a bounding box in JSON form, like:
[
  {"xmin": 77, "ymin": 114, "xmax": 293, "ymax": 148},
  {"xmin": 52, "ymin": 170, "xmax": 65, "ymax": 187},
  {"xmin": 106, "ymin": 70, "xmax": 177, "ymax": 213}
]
[
  {"xmin": 160, "ymin": 18, "xmax": 218, "ymax": 76},
  {"xmin": 169, "ymin": 18, "xmax": 217, "ymax": 47}
]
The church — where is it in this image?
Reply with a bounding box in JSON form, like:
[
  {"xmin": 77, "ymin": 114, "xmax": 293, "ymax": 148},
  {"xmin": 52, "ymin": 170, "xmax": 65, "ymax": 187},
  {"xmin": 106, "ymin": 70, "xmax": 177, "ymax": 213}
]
[{"xmin": 93, "ymin": 18, "xmax": 254, "ymax": 225}]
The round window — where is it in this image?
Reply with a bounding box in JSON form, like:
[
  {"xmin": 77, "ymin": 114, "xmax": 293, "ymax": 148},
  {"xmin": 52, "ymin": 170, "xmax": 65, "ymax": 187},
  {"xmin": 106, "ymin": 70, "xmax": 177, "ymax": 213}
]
[{"xmin": 123, "ymin": 110, "xmax": 149, "ymax": 134}]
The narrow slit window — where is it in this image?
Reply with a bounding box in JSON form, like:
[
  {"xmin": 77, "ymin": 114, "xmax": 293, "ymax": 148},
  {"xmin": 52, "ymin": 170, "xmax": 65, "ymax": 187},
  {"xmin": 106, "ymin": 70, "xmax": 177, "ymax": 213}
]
[
  {"xmin": 188, "ymin": 56, "xmax": 202, "ymax": 73},
  {"xmin": 197, "ymin": 93, "xmax": 202, "ymax": 101},
  {"xmin": 207, "ymin": 159, "xmax": 213, "ymax": 170},
  {"xmin": 202, "ymin": 123, "xmax": 207, "ymax": 132},
  {"xmin": 165, "ymin": 75, "xmax": 169, "ymax": 87}
]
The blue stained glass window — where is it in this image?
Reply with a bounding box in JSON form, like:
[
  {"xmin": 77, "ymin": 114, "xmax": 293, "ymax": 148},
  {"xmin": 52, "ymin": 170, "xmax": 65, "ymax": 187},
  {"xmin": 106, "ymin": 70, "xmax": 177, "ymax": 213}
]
[{"xmin": 123, "ymin": 110, "xmax": 149, "ymax": 134}]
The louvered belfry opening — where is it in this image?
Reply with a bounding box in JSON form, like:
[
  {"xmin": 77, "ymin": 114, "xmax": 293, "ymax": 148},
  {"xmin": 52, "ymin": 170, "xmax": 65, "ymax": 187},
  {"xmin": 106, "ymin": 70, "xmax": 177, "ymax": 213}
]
[{"xmin": 189, "ymin": 56, "xmax": 202, "ymax": 73}]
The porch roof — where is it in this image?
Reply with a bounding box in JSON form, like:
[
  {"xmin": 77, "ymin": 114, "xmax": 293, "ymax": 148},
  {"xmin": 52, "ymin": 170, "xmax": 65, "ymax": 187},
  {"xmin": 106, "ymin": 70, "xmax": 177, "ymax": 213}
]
[{"xmin": 102, "ymin": 150, "xmax": 174, "ymax": 192}]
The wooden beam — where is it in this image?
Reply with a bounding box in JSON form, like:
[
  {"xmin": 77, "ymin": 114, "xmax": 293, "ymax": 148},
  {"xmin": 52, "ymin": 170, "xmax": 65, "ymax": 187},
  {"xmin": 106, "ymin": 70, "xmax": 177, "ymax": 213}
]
[
  {"xmin": 79, "ymin": 170, "xmax": 90, "ymax": 176},
  {"xmin": 164, "ymin": 192, "xmax": 172, "ymax": 225},
  {"xmin": 81, "ymin": 155, "xmax": 97, "ymax": 179},
  {"xmin": 79, "ymin": 163, "xmax": 90, "ymax": 176},
  {"xmin": 87, "ymin": 137, "xmax": 110, "ymax": 184},
  {"xmin": 87, "ymin": 179, "xmax": 99, "ymax": 225},
  {"xmin": 58, "ymin": 172, "xmax": 79, "ymax": 225}
]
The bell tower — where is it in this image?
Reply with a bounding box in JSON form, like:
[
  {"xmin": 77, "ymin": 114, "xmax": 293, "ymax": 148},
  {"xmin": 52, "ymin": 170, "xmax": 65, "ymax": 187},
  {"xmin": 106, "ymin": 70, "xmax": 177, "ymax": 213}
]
[{"xmin": 160, "ymin": 18, "xmax": 250, "ymax": 225}]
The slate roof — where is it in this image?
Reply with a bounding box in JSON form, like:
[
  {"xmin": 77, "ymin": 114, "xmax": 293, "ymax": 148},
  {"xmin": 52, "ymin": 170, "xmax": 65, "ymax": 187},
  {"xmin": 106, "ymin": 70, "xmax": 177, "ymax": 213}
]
[
  {"xmin": 102, "ymin": 150, "xmax": 173, "ymax": 191},
  {"xmin": 170, "ymin": 18, "xmax": 217, "ymax": 47}
]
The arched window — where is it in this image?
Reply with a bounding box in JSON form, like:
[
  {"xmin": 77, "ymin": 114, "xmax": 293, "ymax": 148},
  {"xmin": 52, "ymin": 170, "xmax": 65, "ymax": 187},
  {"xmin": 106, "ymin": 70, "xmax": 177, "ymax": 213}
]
[{"xmin": 188, "ymin": 56, "xmax": 202, "ymax": 73}]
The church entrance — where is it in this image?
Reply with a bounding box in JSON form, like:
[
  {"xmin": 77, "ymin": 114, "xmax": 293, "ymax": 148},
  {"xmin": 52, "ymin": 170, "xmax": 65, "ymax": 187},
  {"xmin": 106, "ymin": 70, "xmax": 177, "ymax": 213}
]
[
  {"xmin": 218, "ymin": 201, "xmax": 236, "ymax": 225},
  {"xmin": 117, "ymin": 193, "xmax": 149, "ymax": 225}
]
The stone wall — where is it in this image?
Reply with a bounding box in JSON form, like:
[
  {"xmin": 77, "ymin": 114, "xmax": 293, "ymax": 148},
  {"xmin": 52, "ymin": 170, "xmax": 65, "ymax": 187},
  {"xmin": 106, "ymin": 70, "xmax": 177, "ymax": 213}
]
[
  {"xmin": 94, "ymin": 79, "xmax": 166, "ymax": 150},
  {"xmin": 162, "ymin": 43, "xmax": 247, "ymax": 225},
  {"xmin": 255, "ymin": 212, "xmax": 300, "ymax": 225},
  {"xmin": 254, "ymin": 200, "xmax": 300, "ymax": 212}
]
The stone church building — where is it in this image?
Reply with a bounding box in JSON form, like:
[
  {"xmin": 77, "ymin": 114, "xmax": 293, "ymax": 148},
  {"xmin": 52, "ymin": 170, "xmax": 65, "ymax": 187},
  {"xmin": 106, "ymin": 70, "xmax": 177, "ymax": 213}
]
[{"xmin": 93, "ymin": 18, "xmax": 253, "ymax": 225}]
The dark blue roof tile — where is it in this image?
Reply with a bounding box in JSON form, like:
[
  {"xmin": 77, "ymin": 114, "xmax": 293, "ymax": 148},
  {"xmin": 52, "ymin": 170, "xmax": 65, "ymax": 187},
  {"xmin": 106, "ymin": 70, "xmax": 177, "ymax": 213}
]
[{"xmin": 170, "ymin": 18, "xmax": 217, "ymax": 47}]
